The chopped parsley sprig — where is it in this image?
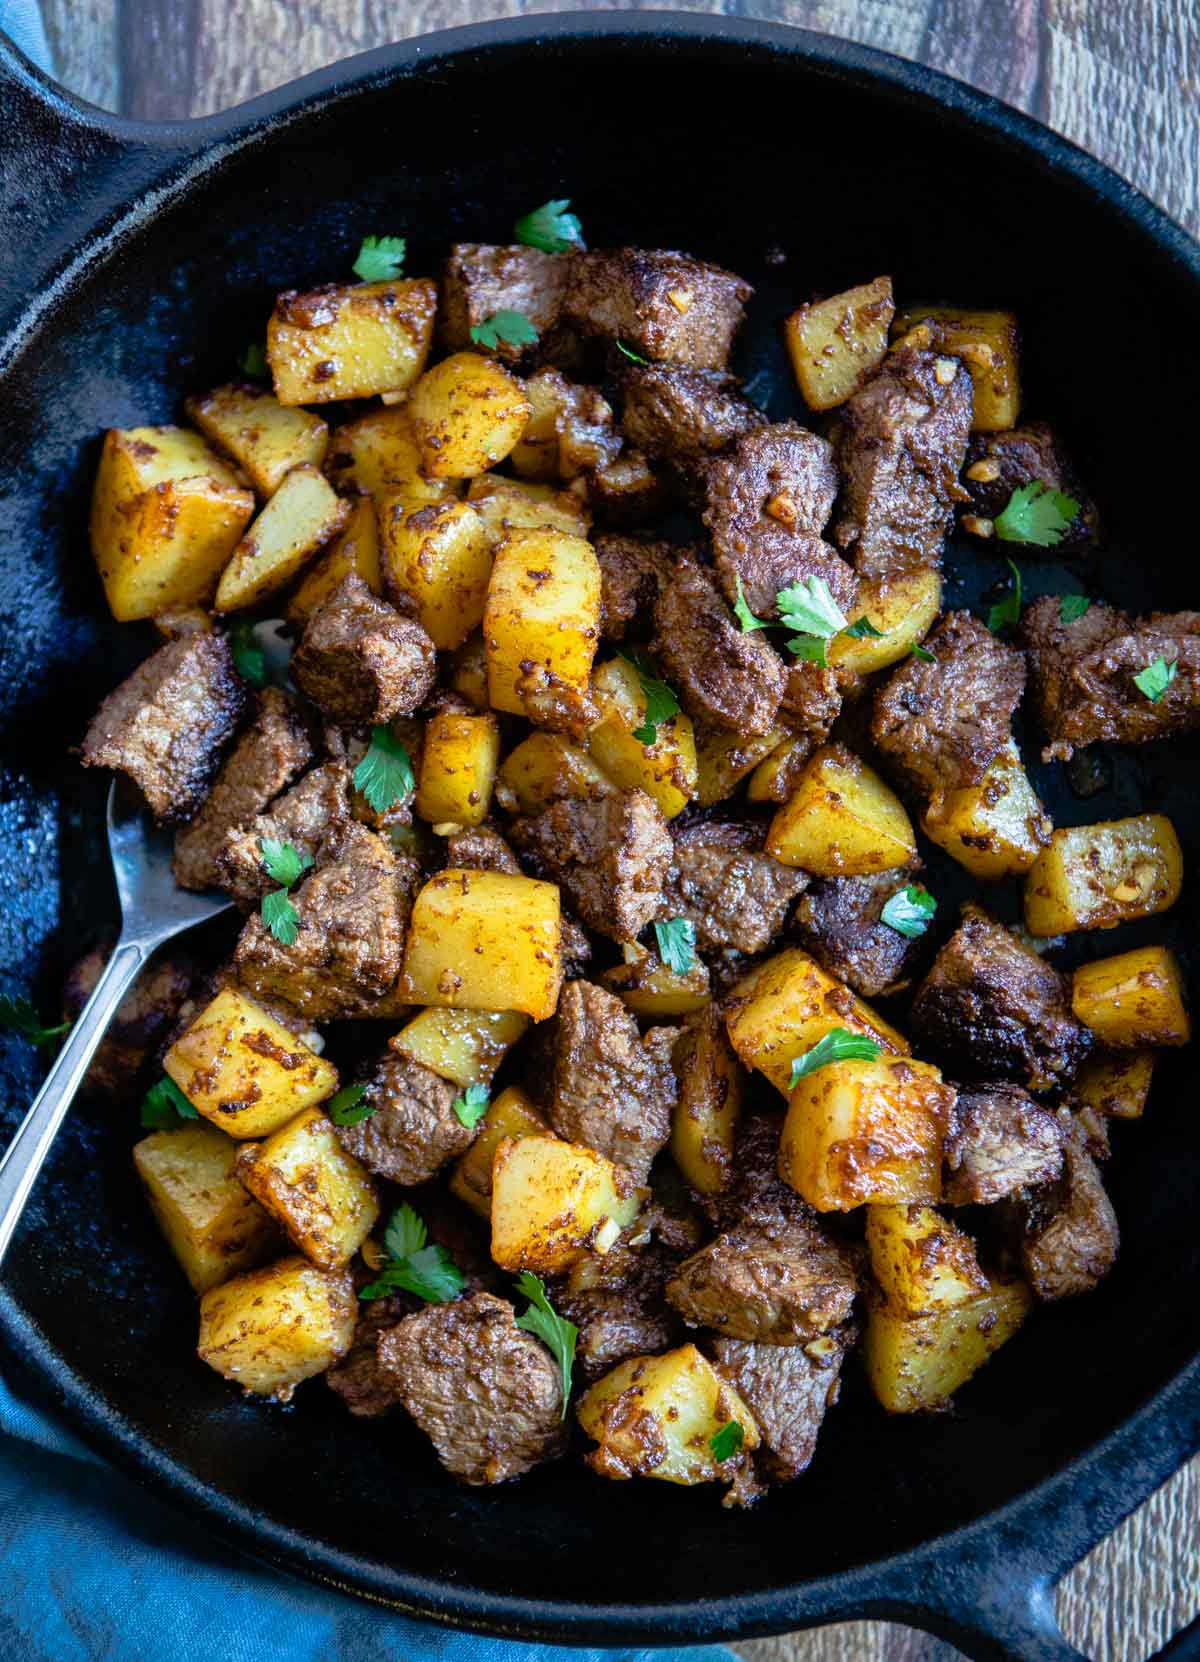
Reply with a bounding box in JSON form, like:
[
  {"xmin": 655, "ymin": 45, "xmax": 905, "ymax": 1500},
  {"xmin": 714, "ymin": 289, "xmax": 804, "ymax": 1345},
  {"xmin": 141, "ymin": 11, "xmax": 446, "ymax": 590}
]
[
  {"xmin": 994, "ymin": 479, "xmax": 1079, "ymax": 547},
  {"xmin": 239, "ymin": 341, "xmax": 268, "ymax": 380},
  {"xmin": 987, "ymin": 558, "xmax": 1023, "ymax": 633},
  {"xmin": 470, "ymin": 310, "xmax": 539, "ymax": 351},
  {"xmin": 880, "ymin": 885, "xmax": 937, "ymax": 940},
  {"xmin": 1060, "ymin": 594, "xmax": 1091, "ymax": 624},
  {"xmin": 513, "ymin": 199, "xmax": 584, "ymax": 255},
  {"xmin": 709, "ymin": 1420, "xmax": 745, "ymax": 1463},
  {"xmin": 614, "ymin": 340, "xmax": 649, "ymax": 365},
  {"xmin": 353, "ymin": 726, "xmax": 415, "ymax": 815},
  {"xmin": 140, "ymin": 1075, "xmax": 198, "ymax": 1131},
  {"xmin": 328, "ymin": 1083, "xmax": 373, "ymax": 1127},
  {"xmin": 352, "ymin": 235, "xmax": 406, "ymax": 282},
  {"xmin": 619, "ymin": 651, "xmax": 681, "ymax": 747},
  {"xmin": 514, "ymin": 1271, "xmax": 577, "ymax": 1419},
  {"xmin": 654, "ymin": 917, "xmax": 696, "ymax": 976},
  {"xmin": 258, "ymin": 838, "xmax": 312, "ymax": 947},
  {"xmin": 1134, "ymin": 657, "xmax": 1178, "ymax": 703},
  {"xmin": 0, "ymin": 994, "xmax": 70, "ymax": 1052},
  {"xmin": 452, "ymin": 1082, "xmax": 490, "ymax": 1129},
  {"xmin": 359, "ymin": 1204, "xmax": 465, "ymax": 1304},
  {"xmin": 228, "ymin": 617, "xmax": 268, "ymax": 688},
  {"xmin": 788, "ymin": 1028, "xmax": 882, "ymax": 1089},
  {"xmin": 733, "ymin": 575, "xmax": 854, "ymax": 667}
]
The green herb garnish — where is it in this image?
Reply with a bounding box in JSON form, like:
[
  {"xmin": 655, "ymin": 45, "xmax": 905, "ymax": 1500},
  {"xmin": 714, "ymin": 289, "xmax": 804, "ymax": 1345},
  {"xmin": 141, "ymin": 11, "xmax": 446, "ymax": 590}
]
[
  {"xmin": 513, "ymin": 199, "xmax": 583, "ymax": 255},
  {"xmin": 514, "ymin": 1270, "xmax": 577, "ymax": 1419},
  {"xmin": 228, "ymin": 618, "xmax": 267, "ymax": 688},
  {"xmin": 619, "ymin": 651, "xmax": 681, "ymax": 747},
  {"xmin": 453, "ymin": 1082, "xmax": 490, "ymax": 1129},
  {"xmin": 653, "ymin": 917, "xmax": 696, "ymax": 976},
  {"xmin": 733, "ymin": 576, "xmax": 769, "ymax": 633},
  {"xmin": 259, "ymin": 839, "xmax": 312, "ymax": 890},
  {"xmin": 352, "ymin": 235, "xmax": 407, "ymax": 282},
  {"xmin": 239, "ymin": 341, "xmax": 268, "ymax": 379},
  {"xmin": 987, "ymin": 558, "xmax": 1023, "ymax": 633},
  {"xmin": 261, "ymin": 889, "xmax": 300, "ymax": 946},
  {"xmin": 0, "ymin": 994, "xmax": 69, "ymax": 1052},
  {"xmin": 776, "ymin": 575, "xmax": 849, "ymax": 641},
  {"xmin": 1133, "ymin": 657, "xmax": 1178, "ymax": 704},
  {"xmin": 709, "ymin": 1420, "xmax": 745, "ymax": 1463},
  {"xmin": 880, "ymin": 885, "xmax": 937, "ymax": 940},
  {"xmin": 911, "ymin": 644, "xmax": 936, "ymax": 664},
  {"xmin": 788, "ymin": 1028, "xmax": 882, "ymax": 1089},
  {"xmin": 1059, "ymin": 594, "xmax": 1091, "ymax": 624},
  {"xmin": 614, "ymin": 340, "xmax": 649, "ymax": 365},
  {"xmin": 140, "ymin": 1075, "xmax": 198, "ymax": 1130},
  {"xmin": 470, "ymin": 310, "xmax": 539, "ymax": 351},
  {"xmin": 359, "ymin": 1203, "xmax": 465, "ymax": 1305},
  {"xmin": 994, "ymin": 480, "xmax": 1079, "ymax": 547},
  {"xmin": 328, "ymin": 1083, "xmax": 373, "ymax": 1127},
  {"xmin": 353, "ymin": 726, "xmax": 416, "ymax": 815},
  {"xmin": 259, "ymin": 838, "xmax": 311, "ymax": 947},
  {"xmin": 844, "ymin": 616, "xmax": 885, "ymax": 639}
]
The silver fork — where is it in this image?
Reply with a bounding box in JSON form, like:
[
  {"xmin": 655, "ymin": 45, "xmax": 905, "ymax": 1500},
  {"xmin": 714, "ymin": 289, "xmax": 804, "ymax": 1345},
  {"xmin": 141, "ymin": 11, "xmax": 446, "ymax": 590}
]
[{"xmin": 0, "ymin": 781, "xmax": 232, "ymax": 1269}]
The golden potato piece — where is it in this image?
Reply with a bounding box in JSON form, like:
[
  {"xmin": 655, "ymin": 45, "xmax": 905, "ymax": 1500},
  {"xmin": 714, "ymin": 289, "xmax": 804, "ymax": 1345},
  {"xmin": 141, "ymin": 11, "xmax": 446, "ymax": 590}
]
[
  {"xmin": 588, "ymin": 656, "xmax": 697, "ymax": 821},
  {"xmin": 287, "ymin": 495, "xmax": 382, "ymax": 623},
  {"xmin": 134, "ymin": 1122, "xmax": 277, "ymax": 1294},
  {"xmin": 829, "ymin": 569, "xmax": 943, "ymax": 675},
  {"xmin": 467, "ymin": 474, "xmax": 591, "ymax": 541},
  {"xmin": 694, "ymin": 724, "xmax": 788, "ymax": 808},
  {"xmin": 450, "ymin": 631, "xmax": 490, "ymax": 711},
  {"xmin": 892, "ymin": 306, "xmax": 1020, "ymax": 431},
  {"xmin": 1023, "ymin": 814, "xmax": 1183, "ymax": 937},
  {"xmin": 864, "ymin": 1278, "xmax": 1032, "ymax": 1412},
  {"xmin": 324, "ymin": 405, "xmax": 455, "ymax": 506},
  {"xmin": 379, "ymin": 496, "xmax": 494, "ymax": 650},
  {"xmin": 496, "ymin": 730, "xmax": 616, "ymax": 816},
  {"xmin": 866, "ymin": 1203, "xmax": 989, "ymax": 1317},
  {"xmin": 1071, "ymin": 946, "xmax": 1190, "ymax": 1048},
  {"xmin": 745, "ymin": 732, "xmax": 814, "ymax": 806},
  {"xmin": 784, "ymin": 276, "xmax": 894, "ymax": 411},
  {"xmin": 450, "ymin": 1086, "xmax": 550, "ymax": 1219},
  {"xmin": 485, "ymin": 527, "xmax": 602, "ymax": 719},
  {"xmin": 235, "ymin": 1107, "xmax": 379, "ymax": 1270},
  {"xmin": 670, "ymin": 1007, "xmax": 743, "ymax": 1195},
  {"xmin": 414, "ymin": 711, "xmax": 501, "ymax": 828},
  {"xmin": 600, "ymin": 942, "xmax": 711, "ymax": 1019},
  {"xmin": 1075, "ymin": 1048, "xmax": 1156, "ymax": 1121},
  {"xmin": 767, "ymin": 744, "xmax": 916, "ymax": 876},
  {"xmin": 390, "ymin": 1007, "xmax": 530, "ymax": 1090},
  {"xmin": 408, "ymin": 351, "xmax": 531, "ymax": 477},
  {"xmin": 399, "ymin": 868, "xmax": 562, "ymax": 1021},
  {"xmin": 267, "ymin": 279, "xmax": 437, "ymax": 404},
  {"xmin": 923, "ymin": 739, "xmax": 1052, "ymax": 882},
  {"xmin": 185, "ymin": 384, "xmax": 328, "ymax": 498},
  {"xmin": 490, "ymin": 1134, "xmax": 642, "ymax": 1274},
  {"xmin": 197, "ymin": 1255, "xmax": 356, "ymax": 1400},
  {"xmin": 214, "ymin": 464, "xmax": 350, "ymax": 613}
]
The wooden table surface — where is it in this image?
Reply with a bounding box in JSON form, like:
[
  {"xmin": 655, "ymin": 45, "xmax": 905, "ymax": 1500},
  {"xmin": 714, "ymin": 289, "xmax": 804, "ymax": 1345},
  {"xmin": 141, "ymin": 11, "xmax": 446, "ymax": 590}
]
[{"xmin": 28, "ymin": 0, "xmax": 1200, "ymax": 1655}]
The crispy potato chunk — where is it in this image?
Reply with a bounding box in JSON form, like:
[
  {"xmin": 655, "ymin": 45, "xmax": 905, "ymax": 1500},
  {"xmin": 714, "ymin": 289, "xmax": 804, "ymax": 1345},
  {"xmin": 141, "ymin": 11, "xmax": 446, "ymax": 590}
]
[
  {"xmin": 408, "ymin": 351, "xmax": 531, "ymax": 477},
  {"xmin": 467, "ymin": 474, "xmax": 591, "ymax": 541},
  {"xmin": 1075, "ymin": 1048, "xmax": 1157, "ymax": 1120},
  {"xmin": 670, "ymin": 1007, "xmax": 744, "ymax": 1195},
  {"xmin": 164, "ymin": 986, "xmax": 338, "ymax": 1137},
  {"xmin": 746, "ymin": 733, "xmax": 814, "ymax": 806},
  {"xmin": 496, "ymin": 730, "xmax": 616, "ymax": 816},
  {"xmin": 767, "ymin": 744, "xmax": 916, "ymax": 876},
  {"xmin": 379, "ymin": 497, "xmax": 494, "ymax": 650},
  {"xmin": 267, "ymin": 279, "xmax": 437, "ymax": 404},
  {"xmin": 235, "ymin": 1107, "xmax": 379, "ymax": 1270},
  {"xmin": 892, "ymin": 306, "xmax": 1020, "ymax": 431},
  {"xmin": 214, "ymin": 464, "xmax": 350, "ymax": 613},
  {"xmin": 490, "ymin": 1134, "xmax": 642, "ymax": 1273},
  {"xmin": 864, "ymin": 1278, "xmax": 1032, "ymax": 1412},
  {"xmin": 484, "ymin": 528, "xmax": 602, "ymax": 720},
  {"xmin": 588, "ymin": 657, "xmax": 698, "ymax": 820},
  {"xmin": 866, "ymin": 1203, "xmax": 989, "ymax": 1316},
  {"xmin": 185, "ymin": 384, "xmax": 328, "ymax": 497},
  {"xmin": 784, "ymin": 276, "xmax": 895, "ymax": 411},
  {"xmin": 287, "ymin": 495, "xmax": 382, "ymax": 623},
  {"xmin": 1071, "ymin": 946, "xmax": 1190, "ymax": 1048},
  {"xmin": 324, "ymin": 405, "xmax": 455, "ymax": 506},
  {"xmin": 450, "ymin": 1086, "xmax": 551, "ymax": 1218},
  {"xmin": 577, "ymin": 1345, "xmax": 759, "ymax": 1485},
  {"xmin": 414, "ymin": 711, "xmax": 501, "ymax": 828},
  {"xmin": 197, "ymin": 1255, "xmax": 355, "ymax": 1400},
  {"xmin": 450, "ymin": 632, "xmax": 490, "ymax": 710},
  {"xmin": 694, "ymin": 724, "xmax": 788, "ymax": 808},
  {"xmin": 1023, "ymin": 814, "xmax": 1183, "ymax": 937},
  {"xmin": 828, "ymin": 569, "xmax": 942, "ymax": 676},
  {"xmin": 600, "ymin": 942, "xmax": 711, "ymax": 1018},
  {"xmin": 399, "ymin": 868, "xmax": 562, "ymax": 1020},
  {"xmin": 390, "ymin": 1007, "xmax": 530, "ymax": 1089},
  {"xmin": 923, "ymin": 739, "xmax": 1052, "ymax": 882},
  {"xmin": 134, "ymin": 1122, "xmax": 277, "ymax": 1294}
]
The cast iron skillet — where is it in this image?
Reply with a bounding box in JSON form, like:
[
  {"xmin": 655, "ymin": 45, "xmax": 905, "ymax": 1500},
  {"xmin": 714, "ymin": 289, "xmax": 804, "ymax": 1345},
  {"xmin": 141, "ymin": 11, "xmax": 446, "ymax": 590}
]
[{"xmin": 2, "ymin": 13, "xmax": 1200, "ymax": 1659}]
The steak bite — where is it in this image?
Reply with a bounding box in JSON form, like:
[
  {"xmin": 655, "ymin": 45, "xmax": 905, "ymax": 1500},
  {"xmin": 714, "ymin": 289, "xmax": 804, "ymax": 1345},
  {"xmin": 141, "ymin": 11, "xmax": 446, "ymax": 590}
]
[
  {"xmin": 620, "ymin": 365, "xmax": 765, "ymax": 463},
  {"xmin": 560, "ymin": 1244, "xmax": 685, "ymax": 1382},
  {"xmin": 378, "ymin": 1292, "xmax": 569, "ymax": 1484},
  {"xmin": 943, "ymin": 1082, "xmax": 1065, "ymax": 1205},
  {"xmin": 218, "ymin": 760, "xmax": 351, "ymax": 906},
  {"xmin": 594, "ymin": 533, "xmax": 674, "ymax": 642},
  {"xmin": 562, "ymin": 248, "xmax": 752, "ymax": 370},
  {"xmin": 712, "ymin": 1331, "xmax": 848, "ymax": 1482},
  {"xmin": 660, "ymin": 819, "xmax": 807, "ymax": 955},
  {"xmin": 651, "ymin": 554, "xmax": 787, "ymax": 736},
  {"xmin": 548, "ymin": 979, "xmax": 676, "ymax": 1184},
  {"xmin": 291, "ymin": 575, "xmax": 437, "ymax": 726},
  {"xmin": 1021, "ymin": 1128, "xmax": 1119, "ymax": 1300},
  {"xmin": 833, "ymin": 344, "xmax": 972, "ymax": 578},
  {"xmin": 173, "ymin": 689, "xmax": 314, "ymax": 891},
  {"xmin": 1018, "ymin": 595, "xmax": 1200, "ymax": 761},
  {"xmin": 63, "ymin": 944, "xmax": 197, "ymax": 1099},
  {"xmin": 792, "ymin": 864, "xmax": 927, "ymax": 998},
  {"xmin": 325, "ymin": 1293, "xmax": 412, "ymax": 1418},
  {"xmin": 82, "ymin": 633, "xmax": 245, "ymax": 822},
  {"xmin": 441, "ymin": 243, "xmax": 569, "ymax": 361},
  {"xmin": 962, "ymin": 420, "xmax": 1098, "ymax": 548},
  {"xmin": 910, "ymin": 903, "xmax": 1092, "ymax": 1091},
  {"xmin": 702, "ymin": 1108, "xmax": 813, "ymax": 1235},
  {"xmin": 512, "ymin": 789, "xmax": 671, "ymax": 943},
  {"xmin": 442, "ymin": 824, "xmax": 523, "ymax": 874},
  {"xmin": 334, "ymin": 1051, "xmax": 472, "ymax": 1185},
  {"xmin": 871, "ymin": 610, "xmax": 1026, "ymax": 799},
  {"xmin": 666, "ymin": 1218, "xmax": 860, "ymax": 1344},
  {"xmin": 780, "ymin": 660, "xmax": 843, "ymax": 742}
]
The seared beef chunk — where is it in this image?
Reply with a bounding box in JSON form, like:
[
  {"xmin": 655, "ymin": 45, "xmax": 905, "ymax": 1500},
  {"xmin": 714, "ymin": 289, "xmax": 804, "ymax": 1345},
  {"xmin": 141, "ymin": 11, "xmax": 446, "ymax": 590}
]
[
  {"xmin": 594, "ymin": 534, "xmax": 674, "ymax": 642},
  {"xmin": 512, "ymin": 789, "xmax": 670, "ymax": 942},
  {"xmin": 218, "ymin": 761, "xmax": 351, "ymax": 905},
  {"xmin": 1021, "ymin": 1128, "xmax": 1119, "ymax": 1300},
  {"xmin": 292, "ymin": 576, "xmax": 437, "ymax": 726},
  {"xmin": 702, "ymin": 1107, "xmax": 814, "ymax": 1234},
  {"xmin": 443, "ymin": 824, "xmax": 522, "ymax": 874},
  {"xmin": 911, "ymin": 903, "xmax": 1092, "ymax": 1090},
  {"xmin": 548, "ymin": 979, "xmax": 676, "ymax": 1184},
  {"xmin": 1019, "ymin": 595, "xmax": 1200, "ymax": 761},
  {"xmin": 712, "ymin": 1332, "xmax": 848, "ymax": 1481},
  {"xmin": 667, "ymin": 1218, "xmax": 859, "ymax": 1344},
  {"xmin": 962, "ymin": 420, "xmax": 1098, "ymax": 548},
  {"xmin": 659, "ymin": 819, "xmax": 807, "ymax": 955},
  {"xmin": 872, "ymin": 610, "xmax": 1025, "ymax": 798},
  {"xmin": 173, "ymin": 690, "xmax": 313, "ymax": 891},
  {"xmin": 793, "ymin": 864, "xmax": 927, "ymax": 998},
  {"xmin": 441, "ymin": 244, "xmax": 568, "ymax": 360},
  {"xmin": 620, "ymin": 365, "xmax": 765, "ymax": 463},
  {"xmin": 562, "ymin": 248, "xmax": 752, "ymax": 370},
  {"xmin": 235, "ymin": 824, "xmax": 415, "ymax": 1018},
  {"xmin": 82, "ymin": 633, "xmax": 245, "ymax": 822},
  {"xmin": 560, "ymin": 1244, "xmax": 685, "ymax": 1382},
  {"xmin": 325, "ymin": 1293, "xmax": 412, "ymax": 1418},
  {"xmin": 378, "ymin": 1293, "xmax": 568, "ymax": 1483},
  {"xmin": 833, "ymin": 345, "xmax": 972, "ymax": 578},
  {"xmin": 334, "ymin": 1051, "xmax": 471, "ymax": 1185},
  {"xmin": 780, "ymin": 661, "xmax": 842, "ymax": 741},
  {"xmin": 559, "ymin": 913, "xmax": 593, "ymax": 979},
  {"xmin": 651, "ymin": 554, "xmax": 787, "ymax": 736},
  {"xmin": 943, "ymin": 1083, "xmax": 1065, "ymax": 1204},
  {"xmin": 63, "ymin": 944, "xmax": 196, "ymax": 1098}
]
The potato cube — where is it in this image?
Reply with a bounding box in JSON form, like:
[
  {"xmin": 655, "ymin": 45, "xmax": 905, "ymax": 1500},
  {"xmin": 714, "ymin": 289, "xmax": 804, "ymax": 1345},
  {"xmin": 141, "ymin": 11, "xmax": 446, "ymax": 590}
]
[
  {"xmin": 866, "ymin": 1203, "xmax": 989, "ymax": 1316},
  {"xmin": 449, "ymin": 1085, "xmax": 549, "ymax": 1218},
  {"xmin": 767, "ymin": 744, "xmax": 916, "ymax": 876},
  {"xmin": 746, "ymin": 733, "xmax": 814, "ymax": 805},
  {"xmin": 694, "ymin": 724, "xmax": 788, "ymax": 808},
  {"xmin": 324, "ymin": 406, "xmax": 455, "ymax": 507},
  {"xmin": 784, "ymin": 276, "xmax": 894, "ymax": 411},
  {"xmin": 267, "ymin": 278, "xmax": 437, "ymax": 404},
  {"xmin": 892, "ymin": 306, "xmax": 1020, "ymax": 431},
  {"xmin": 214, "ymin": 464, "xmax": 350, "ymax": 613},
  {"xmin": 670, "ymin": 1007, "xmax": 743, "ymax": 1195},
  {"xmin": 577, "ymin": 1345, "xmax": 760, "ymax": 1486},
  {"xmin": 378, "ymin": 497, "xmax": 493, "ymax": 651},
  {"xmin": 197, "ymin": 1255, "xmax": 356, "ymax": 1400},
  {"xmin": 495, "ymin": 730, "xmax": 616, "ymax": 815},
  {"xmin": 185, "ymin": 384, "xmax": 328, "ymax": 498},
  {"xmin": 467, "ymin": 474, "xmax": 591, "ymax": 541},
  {"xmin": 133, "ymin": 1122, "xmax": 278, "ymax": 1294},
  {"xmin": 828, "ymin": 568, "xmax": 943, "ymax": 675},
  {"xmin": 399, "ymin": 868, "xmax": 562, "ymax": 1020},
  {"xmin": 508, "ymin": 370, "xmax": 561, "ymax": 480},
  {"xmin": 1023, "ymin": 814, "xmax": 1183, "ymax": 936},
  {"xmin": 235, "ymin": 1107, "xmax": 379, "ymax": 1271},
  {"xmin": 484, "ymin": 528, "xmax": 602, "ymax": 718},
  {"xmin": 450, "ymin": 632, "xmax": 490, "ymax": 710},
  {"xmin": 1075, "ymin": 1048, "xmax": 1156, "ymax": 1120},
  {"xmin": 490, "ymin": 1134, "xmax": 643, "ymax": 1273},
  {"xmin": 923, "ymin": 739, "xmax": 1052, "ymax": 882},
  {"xmin": 414, "ymin": 711, "xmax": 501, "ymax": 828},
  {"xmin": 408, "ymin": 351, "xmax": 531, "ymax": 477},
  {"xmin": 587, "ymin": 656, "xmax": 698, "ymax": 820},
  {"xmin": 600, "ymin": 942, "xmax": 711, "ymax": 1019},
  {"xmin": 1071, "ymin": 946, "xmax": 1190, "ymax": 1048},
  {"xmin": 864, "ymin": 1278, "xmax": 1032, "ymax": 1412},
  {"xmin": 725, "ymin": 948, "xmax": 909, "ymax": 1096},
  {"xmin": 287, "ymin": 495, "xmax": 382, "ymax": 624},
  {"xmin": 390, "ymin": 1007, "xmax": 530, "ymax": 1089},
  {"xmin": 90, "ymin": 426, "xmax": 256, "ymax": 621},
  {"xmin": 164, "ymin": 985, "xmax": 339, "ymax": 1137}
]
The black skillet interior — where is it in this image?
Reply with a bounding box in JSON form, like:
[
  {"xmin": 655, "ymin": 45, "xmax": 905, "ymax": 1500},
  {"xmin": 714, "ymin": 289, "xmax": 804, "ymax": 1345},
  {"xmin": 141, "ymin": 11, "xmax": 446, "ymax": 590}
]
[{"xmin": 2, "ymin": 14, "xmax": 1200, "ymax": 1655}]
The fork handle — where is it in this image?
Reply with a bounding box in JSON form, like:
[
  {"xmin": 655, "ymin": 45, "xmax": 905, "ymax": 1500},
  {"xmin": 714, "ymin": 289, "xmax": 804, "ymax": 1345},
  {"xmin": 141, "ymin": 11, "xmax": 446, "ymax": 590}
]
[{"xmin": 0, "ymin": 940, "xmax": 146, "ymax": 1270}]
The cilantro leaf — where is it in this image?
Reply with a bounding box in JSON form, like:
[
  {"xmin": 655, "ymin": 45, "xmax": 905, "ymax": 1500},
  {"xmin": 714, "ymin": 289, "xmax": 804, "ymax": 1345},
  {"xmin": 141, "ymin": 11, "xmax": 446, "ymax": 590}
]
[
  {"xmin": 733, "ymin": 576, "xmax": 770, "ymax": 633},
  {"xmin": 709, "ymin": 1420, "xmax": 745, "ymax": 1463},
  {"xmin": 328, "ymin": 1083, "xmax": 373, "ymax": 1127},
  {"xmin": 352, "ymin": 234, "xmax": 406, "ymax": 282},
  {"xmin": 360, "ymin": 1203, "xmax": 464, "ymax": 1304},
  {"xmin": 0, "ymin": 994, "xmax": 70, "ymax": 1051},
  {"xmin": 994, "ymin": 479, "xmax": 1080, "ymax": 547},
  {"xmin": 844, "ymin": 616, "xmax": 885, "ymax": 639},
  {"xmin": 353, "ymin": 725, "xmax": 415, "ymax": 815},
  {"xmin": 911, "ymin": 643, "xmax": 936, "ymax": 664},
  {"xmin": 619, "ymin": 651, "xmax": 680, "ymax": 747},
  {"xmin": 880, "ymin": 885, "xmax": 937, "ymax": 940},
  {"xmin": 1133, "ymin": 657, "xmax": 1178, "ymax": 703},
  {"xmin": 513, "ymin": 198, "xmax": 583, "ymax": 255},
  {"xmin": 227, "ymin": 618, "xmax": 267, "ymax": 688},
  {"xmin": 1060, "ymin": 594, "xmax": 1091, "ymax": 624},
  {"xmin": 259, "ymin": 838, "xmax": 311, "ymax": 891},
  {"xmin": 261, "ymin": 888, "xmax": 300, "ymax": 946},
  {"xmin": 385, "ymin": 1203, "xmax": 428, "ymax": 1261},
  {"xmin": 789, "ymin": 1028, "xmax": 882, "ymax": 1089},
  {"xmin": 787, "ymin": 635, "xmax": 830, "ymax": 666},
  {"xmin": 615, "ymin": 340, "xmax": 649, "ymax": 365},
  {"xmin": 140, "ymin": 1075, "xmax": 198, "ymax": 1130},
  {"xmin": 513, "ymin": 1270, "xmax": 577, "ymax": 1419},
  {"xmin": 654, "ymin": 917, "xmax": 696, "ymax": 976},
  {"xmin": 239, "ymin": 341, "xmax": 268, "ymax": 379},
  {"xmin": 987, "ymin": 558, "xmax": 1023, "ymax": 633},
  {"xmin": 453, "ymin": 1082, "xmax": 490, "ymax": 1129},
  {"xmin": 470, "ymin": 310, "xmax": 539, "ymax": 351},
  {"xmin": 776, "ymin": 576, "xmax": 849, "ymax": 640}
]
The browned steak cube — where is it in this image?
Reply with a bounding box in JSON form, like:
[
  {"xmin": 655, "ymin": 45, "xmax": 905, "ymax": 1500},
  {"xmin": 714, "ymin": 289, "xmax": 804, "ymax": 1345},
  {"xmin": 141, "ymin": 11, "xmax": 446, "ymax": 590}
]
[
  {"xmin": 562, "ymin": 248, "xmax": 752, "ymax": 369},
  {"xmin": 560, "ymin": 1244, "xmax": 685, "ymax": 1383},
  {"xmin": 325, "ymin": 1294, "xmax": 412, "ymax": 1418},
  {"xmin": 63, "ymin": 944, "xmax": 197, "ymax": 1099},
  {"xmin": 666, "ymin": 1219, "xmax": 860, "ymax": 1344},
  {"xmin": 780, "ymin": 661, "xmax": 843, "ymax": 741},
  {"xmin": 943, "ymin": 1082, "xmax": 1065, "ymax": 1204},
  {"xmin": 234, "ymin": 824, "xmax": 415, "ymax": 1018},
  {"xmin": 548, "ymin": 979, "xmax": 676, "ymax": 1184},
  {"xmin": 441, "ymin": 243, "xmax": 569, "ymax": 361},
  {"xmin": 82, "ymin": 633, "xmax": 245, "ymax": 822},
  {"xmin": 334, "ymin": 1050, "xmax": 472, "ymax": 1185},
  {"xmin": 512, "ymin": 789, "xmax": 671, "ymax": 942},
  {"xmin": 292, "ymin": 575, "xmax": 436, "ymax": 726},
  {"xmin": 871, "ymin": 610, "xmax": 1025, "ymax": 798},
  {"xmin": 712, "ymin": 1331, "xmax": 848, "ymax": 1482},
  {"xmin": 651, "ymin": 554, "xmax": 787, "ymax": 735},
  {"xmin": 620, "ymin": 365, "xmax": 765, "ymax": 462},
  {"xmin": 833, "ymin": 345, "xmax": 972, "ymax": 578},
  {"xmin": 594, "ymin": 533, "xmax": 675, "ymax": 642},
  {"xmin": 377, "ymin": 1293, "xmax": 569, "ymax": 1483},
  {"xmin": 442, "ymin": 824, "xmax": 522, "ymax": 874},
  {"xmin": 218, "ymin": 761, "xmax": 351, "ymax": 906},
  {"xmin": 1018, "ymin": 594, "xmax": 1200, "ymax": 761},
  {"xmin": 1021, "ymin": 1129, "xmax": 1119, "ymax": 1300},
  {"xmin": 660, "ymin": 820, "xmax": 806, "ymax": 955},
  {"xmin": 173, "ymin": 689, "xmax": 313, "ymax": 891},
  {"xmin": 910, "ymin": 903, "xmax": 1092, "ymax": 1090},
  {"xmin": 962, "ymin": 420, "xmax": 1098, "ymax": 548},
  {"xmin": 702, "ymin": 1107, "xmax": 814, "ymax": 1234},
  {"xmin": 792, "ymin": 864, "xmax": 927, "ymax": 998}
]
